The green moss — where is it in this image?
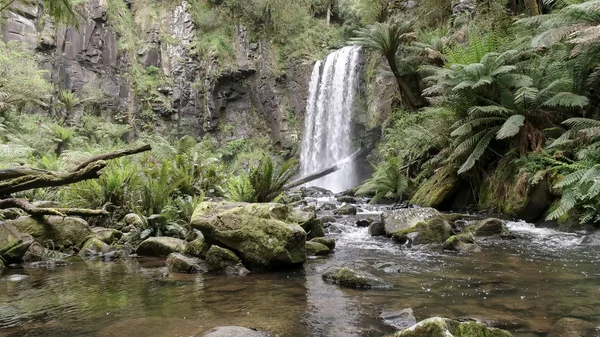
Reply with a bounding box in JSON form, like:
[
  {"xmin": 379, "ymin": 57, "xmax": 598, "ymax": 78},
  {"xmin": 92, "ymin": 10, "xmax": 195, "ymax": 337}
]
[
  {"xmin": 411, "ymin": 165, "xmax": 460, "ymax": 208},
  {"xmin": 478, "ymin": 157, "xmax": 530, "ymax": 217},
  {"xmin": 6, "ymin": 216, "xmax": 91, "ymax": 249},
  {"xmin": 391, "ymin": 216, "xmax": 452, "ymax": 245},
  {"xmin": 322, "ymin": 267, "xmax": 390, "ymax": 289},
  {"xmin": 392, "ymin": 317, "xmax": 513, "ymax": 337},
  {"xmin": 185, "ymin": 236, "xmax": 209, "ymax": 258},
  {"xmin": 206, "ymin": 245, "xmax": 241, "ymax": 272},
  {"xmin": 310, "ymin": 237, "xmax": 336, "ymax": 250},
  {"xmin": 305, "ymin": 241, "xmax": 330, "ymax": 256}
]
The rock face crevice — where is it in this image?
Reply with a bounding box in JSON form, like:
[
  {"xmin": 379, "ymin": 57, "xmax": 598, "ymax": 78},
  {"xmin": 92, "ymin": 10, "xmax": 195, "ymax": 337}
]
[{"xmin": 1, "ymin": 0, "xmax": 312, "ymax": 147}]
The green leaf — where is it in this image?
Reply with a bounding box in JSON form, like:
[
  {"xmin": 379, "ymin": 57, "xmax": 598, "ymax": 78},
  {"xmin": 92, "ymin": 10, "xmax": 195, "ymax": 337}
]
[
  {"xmin": 543, "ymin": 92, "xmax": 589, "ymax": 108},
  {"xmin": 497, "ymin": 115, "xmax": 526, "ymax": 139},
  {"xmin": 458, "ymin": 128, "xmax": 498, "ymax": 174}
]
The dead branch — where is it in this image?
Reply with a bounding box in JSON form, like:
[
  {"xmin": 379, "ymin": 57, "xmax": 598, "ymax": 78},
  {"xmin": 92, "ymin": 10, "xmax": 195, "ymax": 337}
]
[
  {"xmin": 0, "ymin": 198, "xmax": 109, "ymax": 217},
  {"xmin": 72, "ymin": 144, "xmax": 152, "ymax": 171}
]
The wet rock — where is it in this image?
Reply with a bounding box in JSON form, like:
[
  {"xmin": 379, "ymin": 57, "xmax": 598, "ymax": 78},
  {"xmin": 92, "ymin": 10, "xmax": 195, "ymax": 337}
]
[
  {"xmin": 309, "ymin": 237, "xmax": 335, "ymax": 250},
  {"xmin": 79, "ymin": 237, "xmax": 111, "ymax": 257},
  {"xmin": 335, "ymin": 204, "xmax": 357, "ymax": 215},
  {"xmin": 392, "ymin": 216, "xmax": 453, "ymax": 246},
  {"xmin": 379, "ymin": 308, "xmax": 417, "ymax": 330},
  {"xmin": 337, "ymin": 196, "xmax": 357, "ymax": 203},
  {"xmin": 306, "ymin": 241, "xmax": 330, "ymax": 256},
  {"xmin": 547, "ymin": 317, "xmax": 597, "ymax": 337},
  {"xmin": 123, "ymin": 213, "xmax": 145, "ymax": 228},
  {"xmin": 300, "ymin": 186, "xmax": 333, "ymax": 198},
  {"xmin": 388, "ymin": 317, "xmax": 513, "ymax": 336},
  {"xmin": 166, "ymin": 253, "xmax": 208, "ymax": 273},
  {"xmin": 301, "ymin": 218, "xmax": 325, "ymax": 239},
  {"xmin": 5, "ymin": 216, "xmax": 92, "ymax": 249},
  {"xmin": 185, "ymin": 232, "xmax": 209, "ymax": 258},
  {"xmin": 468, "ymin": 218, "xmax": 510, "ymax": 237},
  {"xmin": 191, "ymin": 202, "xmax": 306, "ymax": 270},
  {"xmin": 369, "ymin": 222, "xmax": 386, "ymax": 236},
  {"xmin": 318, "ymin": 215, "xmax": 337, "ymax": 225},
  {"xmin": 22, "ymin": 242, "xmax": 70, "ymax": 262},
  {"xmin": 443, "ymin": 233, "xmax": 481, "ymax": 252},
  {"xmin": 411, "ymin": 165, "xmax": 460, "ymax": 208},
  {"xmin": 325, "ymin": 224, "xmax": 343, "ymax": 234},
  {"xmin": 4, "ymin": 274, "xmax": 28, "ymax": 282},
  {"xmin": 355, "ymin": 219, "xmax": 371, "ymax": 227},
  {"xmin": 322, "ymin": 266, "xmax": 391, "ymax": 289},
  {"xmin": 136, "ymin": 237, "xmax": 186, "ymax": 257},
  {"xmin": 319, "ymin": 203, "xmax": 336, "ymax": 211},
  {"xmin": 0, "ymin": 222, "xmax": 33, "ymax": 263},
  {"xmin": 197, "ymin": 326, "xmax": 270, "ymax": 337},
  {"xmin": 382, "ymin": 207, "xmax": 441, "ymax": 235},
  {"xmin": 581, "ymin": 231, "xmax": 600, "ymax": 246},
  {"xmin": 205, "ymin": 245, "xmax": 249, "ymax": 275},
  {"xmin": 91, "ymin": 227, "xmax": 123, "ymax": 244},
  {"xmin": 373, "ymin": 262, "xmax": 404, "ymax": 273}
]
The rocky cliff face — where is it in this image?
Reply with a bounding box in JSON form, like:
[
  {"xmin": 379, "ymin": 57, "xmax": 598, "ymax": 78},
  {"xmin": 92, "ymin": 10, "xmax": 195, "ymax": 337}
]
[{"xmin": 1, "ymin": 0, "xmax": 311, "ymax": 149}]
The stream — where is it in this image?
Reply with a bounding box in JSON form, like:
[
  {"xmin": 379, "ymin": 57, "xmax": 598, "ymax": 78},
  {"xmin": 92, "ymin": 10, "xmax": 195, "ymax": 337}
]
[{"xmin": 1, "ymin": 199, "xmax": 599, "ymax": 337}]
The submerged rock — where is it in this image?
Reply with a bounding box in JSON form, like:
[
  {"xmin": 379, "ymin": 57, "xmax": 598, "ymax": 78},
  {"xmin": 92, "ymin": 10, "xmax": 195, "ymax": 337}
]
[
  {"xmin": 136, "ymin": 237, "xmax": 186, "ymax": 257},
  {"xmin": 335, "ymin": 204, "xmax": 357, "ymax": 215},
  {"xmin": 581, "ymin": 231, "xmax": 600, "ymax": 246},
  {"xmin": 197, "ymin": 326, "xmax": 271, "ymax": 337},
  {"xmin": 5, "ymin": 216, "xmax": 91, "ymax": 249},
  {"xmin": 322, "ymin": 266, "xmax": 390, "ymax": 289},
  {"xmin": 309, "ymin": 237, "xmax": 335, "ymax": 250},
  {"xmin": 388, "ymin": 317, "xmax": 513, "ymax": 337},
  {"xmin": 205, "ymin": 245, "xmax": 249, "ymax": 275},
  {"xmin": 547, "ymin": 317, "xmax": 598, "ymax": 337},
  {"xmin": 166, "ymin": 253, "xmax": 208, "ymax": 274},
  {"xmin": 368, "ymin": 222, "xmax": 386, "ymax": 236},
  {"xmin": 443, "ymin": 233, "xmax": 481, "ymax": 252},
  {"xmin": 392, "ymin": 216, "xmax": 453, "ymax": 246},
  {"xmin": 468, "ymin": 218, "xmax": 510, "ymax": 237},
  {"xmin": 379, "ymin": 308, "xmax": 417, "ymax": 330},
  {"xmin": 191, "ymin": 202, "xmax": 306, "ymax": 270},
  {"xmin": 305, "ymin": 241, "xmax": 330, "ymax": 256},
  {"xmin": 382, "ymin": 207, "xmax": 440, "ymax": 235}
]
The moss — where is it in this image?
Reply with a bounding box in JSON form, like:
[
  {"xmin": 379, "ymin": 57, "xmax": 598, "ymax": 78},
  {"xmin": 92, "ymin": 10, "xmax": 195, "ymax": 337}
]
[
  {"xmin": 79, "ymin": 238, "xmax": 109, "ymax": 257},
  {"xmin": 411, "ymin": 165, "xmax": 460, "ymax": 208},
  {"xmin": 309, "ymin": 237, "xmax": 336, "ymax": 250},
  {"xmin": 136, "ymin": 237, "xmax": 186, "ymax": 257},
  {"xmin": 185, "ymin": 236, "xmax": 209, "ymax": 258},
  {"xmin": 305, "ymin": 241, "xmax": 330, "ymax": 256},
  {"xmin": 392, "ymin": 216, "xmax": 452, "ymax": 245},
  {"xmin": 392, "ymin": 317, "xmax": 513, "ymax": 337},
  {"xmin": 322, "ymin": 267, "xmax": 390, "ymax": 289},
  {"xmin": 166, "ymin": 253, "xmax": 207, "ymax": 274},
  {"xmin": 206, "ymin": 245, "xmax": 241, "ymax": 272},
  {"xmin": 6, "ymin": 216, "xmax": 91, "ymax": 249}
]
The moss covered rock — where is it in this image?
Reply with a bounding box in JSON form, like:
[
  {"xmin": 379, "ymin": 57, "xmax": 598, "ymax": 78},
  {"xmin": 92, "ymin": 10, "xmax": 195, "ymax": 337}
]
[
  {"xmin": 389, "ymin": 317, "xmax": 513, "ymax": 337},
  {"xmin": 382, "ymin": 207, "xmax": 441, "ymax": 235},
  {"xmin": 0, "ymin": 222, "xmax": 33, "ymax": 263},
  {"xmin": 411, "ymin": 165, "xmax": 461, "ymax": 208},
  {"xmin": 391, "ymin": 216, "xmax": 453, "ymax": 246},
  {"xmin": 22, "ymin": 242, "xmax": 69, "ymax": 262},
  {"xmin": 468, "ymin": 218, "xmax": 509, "ymax": 237},
  {"xmin": 197, "ymin": 326, "xmax": 270, "ymax": 337},
  {"xmin": 443, "ymin": 233, "xmax": 481, "ymax": 252},
  {"xmin": 123, "ymin": 213, "xmax": 145, "ymax": 228},
  {"xmin": 166, "ymin": 252, "xmax": 208, "ymax": 273},
  {"xmin": 90, "ymin": 227, "xmax": 123, "ymax": 244},
  {"xmin": 321, "ymin": 266, "xmax": 391, "ymax": 289},
  {"xmin": 205, "ymin": 245, "xmax": 248, "ymax": 275},
  {"xmin": 5, "ymin": 216, "xmax": 92, "ymax": 249},
  {"xmin": 79, "ymin": 237, "xmax": 110, "ymax": 257},
  {"xmin": 309, "ymin": 237, "xmax": 335, "ymax": 250},
  {"xmin": 185, "ymin": 233, "xmax": 209, "ymax": 258},
  {"xmin": 335, "ymin": 204, "xmax": 358, "ymax": 215},
  {"xmin": 306, "ymin": 241, "xmax": 330, "ymax": 256},
  {"xmin": 191, "ymin": 202, "xmax": 307, "ymax": 270},
  {"xmin": 136, "ymin": 237, "xmax": 186, "ymax": 257}
]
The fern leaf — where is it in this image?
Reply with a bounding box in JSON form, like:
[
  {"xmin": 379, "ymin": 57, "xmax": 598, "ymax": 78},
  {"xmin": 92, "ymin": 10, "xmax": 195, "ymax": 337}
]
[
  {"xmin": 497, "ymin": 115, "xmax": 526, "ymax": 139},
  {"xmin": 457, "ymin": 128, "xmax": 497, "ymax": 174},
  {"xmin": 543, "ymin": 92, "xmax": 589, "ymax": 108}
]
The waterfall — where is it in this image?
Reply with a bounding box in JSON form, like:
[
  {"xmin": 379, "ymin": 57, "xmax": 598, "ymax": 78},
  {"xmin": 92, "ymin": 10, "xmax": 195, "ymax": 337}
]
[{"xmin": 300, "ymin": 46, "xmax": 362, "ymax": 193}]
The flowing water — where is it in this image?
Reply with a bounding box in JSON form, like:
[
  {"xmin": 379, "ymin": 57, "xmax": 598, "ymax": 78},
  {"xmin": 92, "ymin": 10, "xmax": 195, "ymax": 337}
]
[
  {"xmin": 1, "ymin": 201, "xmax": 600, "ymax": 337},
  {"xmin": 300, "ymin": 46, "xmax": 362, "ymax": 193}
]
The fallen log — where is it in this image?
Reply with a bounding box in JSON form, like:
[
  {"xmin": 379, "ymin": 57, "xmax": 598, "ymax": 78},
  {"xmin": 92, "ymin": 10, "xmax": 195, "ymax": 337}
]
[
  {"xmin": 0, "ymin": 198, "xmax": 109, "ymax": 217},
  {"xmin": 0, "ymin": 168, "xmax": 52, "ymax": 181},
  {"xmin": 284, "ymin": 148, "xmax": 367, "ymax": 190},
  {"xmin": 72, "ymin": 144, "xmax": 151, "ymax": 171}
]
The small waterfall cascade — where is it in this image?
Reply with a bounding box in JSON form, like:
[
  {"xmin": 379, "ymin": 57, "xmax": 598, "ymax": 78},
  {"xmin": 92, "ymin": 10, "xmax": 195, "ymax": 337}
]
[{"xmin": 300, "ymin": 46, "xmax": 362, "ymax": 193}]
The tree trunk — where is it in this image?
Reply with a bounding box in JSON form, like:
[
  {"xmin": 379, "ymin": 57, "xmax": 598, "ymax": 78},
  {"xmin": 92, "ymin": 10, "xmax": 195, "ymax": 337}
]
[
  {"xmin": 326, "ymin": 0, "xmax": 331, "ymax": 26},
  {"xmin": 386, "ymin": 54, "xmax": 419, "ymax": 109},
  {"xmin": 0, "ymin": 198, "xmax": 109, "ymax": 217}
]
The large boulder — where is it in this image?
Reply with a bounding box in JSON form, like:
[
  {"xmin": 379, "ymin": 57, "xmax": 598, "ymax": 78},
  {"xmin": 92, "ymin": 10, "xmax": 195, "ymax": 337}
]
[
  {"xmin": 388, "ymin": 317, "xmax": 513, "ymax": 337},
  {"xmin": 322, "ymin": 266, "xmax": 390, "ymax": 289},
  {"xmin": 196, "ymin": 326, "xmax": 270, "ymax": 337},
  {"xmin": 0, "ymin": 222, "xmax": 33, "ymax": 263},
  {"xmin": 443, "ymin": 233, "xmax": 481, "ymax": 253},
  {"xmin": 191, "ymin": 202, "xmax": 307, "ymax": 270},
  {"xmin": 136, "ymin": 237, "xmax": 186, "ymax": 257},
  {"xmin": 546, "ymin": 317, "xmax": 598, "ymax": 337},
  {"xmin": 6, "ymin": 216, "xmax": 91, "ymax": 248},
  {"xmin": 22, "ymin": 242, "xmax": 69, "ymax": 262},
  {"xmin": 382, "ymin": 207, "xmax": 441, "ymax": 235},
  {"xmin": 368, "ymin": 221, "xmax": 386, "ymax": 236},
  {"xmin": 305, "ymin": 241, "xmax": 330, "ymax": 256},
  {"xmin": 391, "ymin": 216, "xmax": 453, "ymax": 246},
  {"xmin": 379, "ymin": 308, "xmax": 417, "ymax": 330},
  {"xmin": 468, "ymin": 218, "xmax": 509, "ymax": 237},
  {"xmin": 166, "ymin": 253, "xmax": 208, "ymax": 274},
  {"xmin": 411, "ymin": 165, "xmax": 461, "ymax": 209},
  {"xmin": 205, "ymin": 245, "xmax": 248, "ymax": 275}
]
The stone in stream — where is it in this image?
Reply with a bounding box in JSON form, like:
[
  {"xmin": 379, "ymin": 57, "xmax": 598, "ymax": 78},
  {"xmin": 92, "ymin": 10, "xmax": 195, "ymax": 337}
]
[
  {"xmin": 387, "ymin": 317, "xmax": 513, "ymax": 337},
  {"xmin": 166, "ymin": 253, "xmax": 208, "ymax": 274},
  {"xmin": 196, "ymin": 326, "xmax": 271, "ymax": 337},
  {"xmin": 442, "ymin": 233, "xmax": 481, "ymax": 253},
  {"xmin": 379, "ymin": 308, "xmax": 417, "ymax": 330},
  {"xmin": 185, "ymin": 232, "xmax": 209, "ymax": 258},
  {"xmin": 0, "ymin": 222, "xmax": 33, "ymax": 263},
  {"xmin": 301, "ymin": 217, "xmax": 325, "ymax": 239},
  {"xmin": 546, "ymin": 317, "xmax": 598, "ymax": 337},
  {"xmin": 468, "ymin": 218, "xmax": 510, "ymax": 237},
  {"xmin": 321, "ymin": 266, "xmax": 391, "ymax": 289},
  {"xmin": 79, "ymin": 237, "xmax": 111, "ymax": 257},
  {"xmin": 136, "ymin": 237, "xmax": 186, "ymax": 257},
  {"xmin": 309, "ymin": 237, "xmax": 335, "ymax": 250},
  {"xmin": 391, "ymin": 216, "xmax": 453, "ymax": 246},
  {"xmin": 318, "ymin": 215, "xmax": 337, "ymax": 226},
  {"xmin": 205, "ymin": 245, "xmax": 249, "ymax": 275},
  {"xmin": 582, "ymin": 231, "xmax": 600, "ymax": 246},
  {"xmin": 319, "ymin": 202, "xmax": 337, "ymax": 211},
  {"xmin": 335, "ymin": 204, "xmax": 357, "ymax": 215},
  {"xmin": 337, "ymin": 195, "xmax": 357, "ymax": 203},
  {"xmin": 368, "ymin": 221, "xmax": 386, "ymax": 236},
  {"xmin": 382, "ymin": 207, "xmax": 441, "ymax": 235},
  {"xmin": 355, "ymin": 219, "xmax": 371, "ymax": 227},
  {"xmin": 90, "ymin": 227, "xmax": 123, "ymax": 244},
  {"xmin": 305, "ymin": 241, "xmax": 330, "ymax": 256},
  {"xmin": 5, "ymin": 216, "xmax": 92, "ymax": 249},
  {"xmin": 22, "ymin": 242, "xmax": 70, "ymax": 262},
  {"xmin": 191, "ymin": 202, "xmax": 306, "ymax": 270}
]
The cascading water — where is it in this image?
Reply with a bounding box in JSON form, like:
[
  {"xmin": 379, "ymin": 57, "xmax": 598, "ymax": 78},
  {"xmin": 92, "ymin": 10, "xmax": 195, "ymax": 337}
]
[{"xmin": 300, "ymin": 46, "xmax": 361, "ymax": 193}]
